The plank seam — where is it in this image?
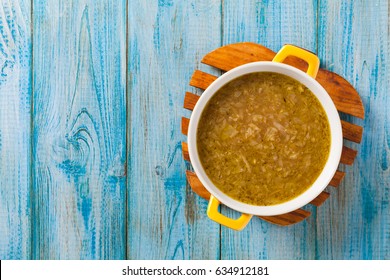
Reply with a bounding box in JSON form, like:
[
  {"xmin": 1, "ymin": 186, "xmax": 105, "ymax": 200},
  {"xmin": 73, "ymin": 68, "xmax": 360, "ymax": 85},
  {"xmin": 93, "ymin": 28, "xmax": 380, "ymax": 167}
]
[
  {"xmin": 125, "ymin": 0, "xmax": 129, "ymax": 261},
  {"xmin": 30, "ymin": 0, "xmax": 35, "ymax": 260}
]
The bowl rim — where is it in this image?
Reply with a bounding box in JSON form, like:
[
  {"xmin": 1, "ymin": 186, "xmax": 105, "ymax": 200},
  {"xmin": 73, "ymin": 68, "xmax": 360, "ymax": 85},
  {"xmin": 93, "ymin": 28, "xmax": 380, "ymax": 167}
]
[{"xmin": 187, "ymin": 61, "xmax": 343, "ymax": 216}]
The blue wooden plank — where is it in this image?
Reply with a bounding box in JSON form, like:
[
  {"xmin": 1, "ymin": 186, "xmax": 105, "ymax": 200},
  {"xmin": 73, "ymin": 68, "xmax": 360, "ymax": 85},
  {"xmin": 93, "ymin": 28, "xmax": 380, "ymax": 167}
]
[
  {"xmin": 32, "ymin": 0, "xmax": 126, "ymax": 259},
  {"xmin": 316, "ymin": 0, "xmax": 389, "ymax": 259},
  {"xmin": 127, "ymin": 0, "xmax": 221, "ymax": 259},
  {"xmin": 221, "ymin": 0, "xmax": 318, "ymax": 259},
  {"xmin": 0, "ymin": 0, "xmax": 31, "ymax": 259},
  {"xmin": 0, "ymin": 0, "xmax": 386, "ymax": 261}
]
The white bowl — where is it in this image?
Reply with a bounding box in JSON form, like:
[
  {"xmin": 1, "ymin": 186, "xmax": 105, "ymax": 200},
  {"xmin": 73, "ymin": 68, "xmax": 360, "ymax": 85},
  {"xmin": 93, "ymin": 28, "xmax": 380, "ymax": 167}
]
[{"xmin": 188, "ymin": 61, "xmax": 342, "ymax": 219}]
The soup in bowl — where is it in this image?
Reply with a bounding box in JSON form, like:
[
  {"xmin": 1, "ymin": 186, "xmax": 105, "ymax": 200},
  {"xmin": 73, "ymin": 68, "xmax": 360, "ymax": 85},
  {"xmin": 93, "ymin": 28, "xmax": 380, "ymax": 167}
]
[{"xmin": 187, "ymin": 45, "xmax": 342, "ymax": 230}]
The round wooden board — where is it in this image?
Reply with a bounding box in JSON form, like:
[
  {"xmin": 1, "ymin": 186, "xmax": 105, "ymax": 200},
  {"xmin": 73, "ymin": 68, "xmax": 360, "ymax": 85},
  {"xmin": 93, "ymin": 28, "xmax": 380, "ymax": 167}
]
[{"xmin": 181, "ymin": 43, "xmax": 364, "ymax": 226}]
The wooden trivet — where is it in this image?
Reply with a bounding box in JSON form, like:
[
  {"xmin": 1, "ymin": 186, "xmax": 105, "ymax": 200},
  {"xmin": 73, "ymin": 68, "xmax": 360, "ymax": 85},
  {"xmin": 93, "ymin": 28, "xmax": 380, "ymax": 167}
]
[{"xmin": 181, "ymin": 43, "xmax": 364, "ymax": 226}]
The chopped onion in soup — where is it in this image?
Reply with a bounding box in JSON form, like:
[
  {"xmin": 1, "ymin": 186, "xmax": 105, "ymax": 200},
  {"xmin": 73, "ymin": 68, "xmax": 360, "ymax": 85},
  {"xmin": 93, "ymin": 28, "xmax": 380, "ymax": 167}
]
[{"xmin": 196, "ymin": 72, "xmax": 331, "ymax": 206}]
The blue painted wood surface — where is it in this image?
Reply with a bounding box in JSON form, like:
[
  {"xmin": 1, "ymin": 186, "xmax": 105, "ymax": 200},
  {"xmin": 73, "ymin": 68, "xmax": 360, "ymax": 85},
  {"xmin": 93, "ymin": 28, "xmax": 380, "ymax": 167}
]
[
  {"xmin": 0, "ymin": 0, "xmax": 389, "ymax": 260},
  {"xmin": 316, "ymin": 0, "xmax": 389, "ymax": 259},
  {"xmin": 127, "ymin": 0, "xmax": 221, "ymax": 260},
  {"xmin": 0, "ymin": 0, "xmax": 31, "ymax": 259},
  {"xmin": 32, "ymin": 0, "xmax": 126, "ymax": 259}
]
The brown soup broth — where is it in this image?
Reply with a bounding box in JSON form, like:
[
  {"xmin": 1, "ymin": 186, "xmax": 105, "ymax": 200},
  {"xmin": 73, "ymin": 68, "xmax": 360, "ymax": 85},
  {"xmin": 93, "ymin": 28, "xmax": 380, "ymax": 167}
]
[{"xmin": 197, "ymin": 72, "xmax": 331, "ymax": 206}]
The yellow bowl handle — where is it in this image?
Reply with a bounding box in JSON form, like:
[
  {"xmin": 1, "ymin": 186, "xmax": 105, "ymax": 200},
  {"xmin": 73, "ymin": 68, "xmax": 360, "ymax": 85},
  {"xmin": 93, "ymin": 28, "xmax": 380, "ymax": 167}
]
[
  {"xmin": 272, "ymin": 44, "xmax": 320, "ymax": 78},
  {"xmin": 207, "ymin": 195, "xmax": 252, "ymax": 231}
]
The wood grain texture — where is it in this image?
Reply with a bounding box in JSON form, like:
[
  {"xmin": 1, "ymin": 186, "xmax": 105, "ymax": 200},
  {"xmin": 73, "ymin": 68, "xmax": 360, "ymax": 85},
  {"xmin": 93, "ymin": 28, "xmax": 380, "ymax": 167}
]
[
  {"xmin": 259, "ymin": 209, "xmax": 311, "ymax": 227},
  {"xmin": 0, "ymin": 0, "xmax": 386, "ymax": 260},
  {"xmin": 340, "ymin": 146, "xmax": 358, "ymax": 165},
  {"xmin": 0, "ymin": 0, "xmax": 31, "ymax": 260},
  {"xmin": 329, "ymin": 170, "xmax": 346, "ymax": 188},
  {"xmin": 33, "ymin": 0, "xmax": 126, "ymax": 259},
  {"xmin": 316, "ymin": 0, "xmax": 389, "ymax": 259},
  {"xmin": 190, "ymin": 70, "xmax": 217, "ymax": 90},
  {"xmin": 341, "ymin": 120, "xmax": 363, "ymax": 144},
  {"xmin": 181, "ymin": 117, "xmax": 190, "ymax": 136},
  {"xmin": 221, "ymin": 0, "xmax": 318, "ymax": 260},
  {"xmin": 309, "ymin": 192, "xmax": 330, "ymax": 207},
  {"xmin": 181, "ymin": 142, "xmax": 190, "ymax": 161},
  {"xmin": 185, "ymin": 171, "xmax": 210, "ymax": 200},
  {"xmin": 127, "ymin": 0, "xmax": 221, "ymax": 260},
  {"xmin": 183, "ymin": 92, "xmax": 200, "ymax": 111}
]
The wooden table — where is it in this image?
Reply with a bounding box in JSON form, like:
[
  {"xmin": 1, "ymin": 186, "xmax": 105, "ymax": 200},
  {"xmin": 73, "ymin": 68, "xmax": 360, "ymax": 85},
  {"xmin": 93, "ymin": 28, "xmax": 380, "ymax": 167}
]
[{"xmin": 0, "ymin": 0, "xmax": 388, "ymax": 260}]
